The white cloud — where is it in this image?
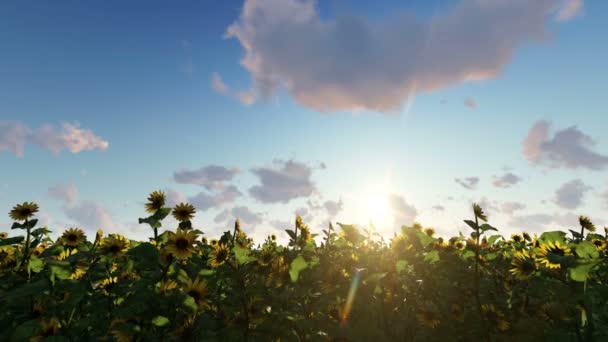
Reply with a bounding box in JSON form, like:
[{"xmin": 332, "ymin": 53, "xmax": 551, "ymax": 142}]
[
  {"xmin": 188, "ymin": 185, "xmax": 242, "ymax": 211},
  {"xmin": 48, "ymin": 183, "xmax": 79, "ymax": 205},
  {"xmin": 64, "ymin": 200, "xmax": 117, "ymax": 233},
  {"xmin": 553, "ymin": 179, "xmax": 591, "ymax": 209},
  {"xmin": 174, "ymin": 165, "xmax": 239, "ymax": 190},
  {"xmin": 249, "ymin": 159, "xmax": 317, "ymax": 203},
  {"xmin": 214, "ymin": 206, "xmax": 264, "ymax": 226},
  {"xmin": 387, "ymin": 193, "xmax": 417, "ymax": 227},
  {"xmin": 523, "ymin": 120, "xmax": 608, "ymax": 170},
  {"xmin": 220, "ymin": 0, "xmax": 575, "ymax": 113},
  {"xmin": 0, "ymin": 121, "xmax": 108, "ymax": 156}
]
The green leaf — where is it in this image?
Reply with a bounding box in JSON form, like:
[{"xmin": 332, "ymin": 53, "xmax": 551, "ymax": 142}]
[
  {"xmin": 574, "ymin": 241, "xmax": 599, "ymax": 259},
  {"xmin": 127, "ymin": 242, "xmax": 159, "ymax": 270},
  {"xmin": 464, "ymin": 220, "xmax": 477, "ymax": 230},
  {"xmin": 183, "ymin": 296, "xmax": 198, "ymax": 313},
  {"xmin": 0, "ymin": 236, "xmax": 24, "ymax": 246},
  {"xmin": 233, "ymin": 244, "xmax": 256, "ymax": 265},
  {"xmin": 31, "ymin": 227, "xmax": 51, "ymax": 237},
  {"xmin": 11, "ymin": 222, "xmax": 24, "ymax": 230},
  {"xmin": 152, "ymin": 208, "xmax": 172, "ymax": 221},
  {"xmin": 198, "ymin": 269, "xmax": 215, "ymax": 277},
  {"xmin": 285, "ymin": 229, "xmax": 296, "ymax": 240},
  {"xmin": 289, "ymin": 255, "xmax": 308, "ymax": 283},
  {"xmin": 396, "ymin": 260, "xmax": 408, "ymax": 273},
  {"xmin": 178, "ymin": 221, "xmax": 192, "ymax": 230},
  {"xmin": 480, "ymin": 224, "xmax": 498, "ymax": 232},
  {"xmin": 488, "ymin": 235, "xmax": 503, "ymax": 244},
  {"xmin": 424, "ymin": 250, "xmax": 440, "ymax": 264},
  {"xmin": 152, "ymin": 316, "xmax": 170, "ymax": 327},
  {"xmin": 569, "ymin": 259, "xmax": 601, "ymax": 282},
  {"xmin": 10, "ymin": 319, "xmax": 41, "ymax": 341},
  {"xmin": 539, "ymin": 231, "xmax": 566, "ymax": 243},
  {"xmin": 24, "ymin": 219, "xmax": 38, "ymax": 229},
  {"xmin": 28, "ymin": 255, "xmax": 45, "ymax": 274},
  {"xmin": 48, "ymin": 261, "xmax": 72, "ymax": 285}
]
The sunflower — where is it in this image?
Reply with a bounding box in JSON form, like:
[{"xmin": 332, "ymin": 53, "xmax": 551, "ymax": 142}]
[
  {"xmin": 95, "ymin": 229, "xmax": 103, "ymax": 244},
  {"xmin": 522, "ymin": 232, "xmax": 531, "ymax": 241},
  {"xmin": 99, "ymin": 276, "xmax": 118, "ymax": 293},
  {"xmin": 101, "ymin": 234, "xmax": 130, "ymax": 257},
  {"xmin": 258, "ymin": 248, "xmax": 274, "ymax": 266},
  {"xmin": 9, "ymin": 202, "xmax": 39, "ymax": 221},
  {"xmin": 481, "ymin": 304, "xmax": 510, "ymax": 331},
  {"xmin": 209, "ymin": 243, "xmax": 230, "ymax": 268},
  {"xmin": 579, "ymin": 216, "xmax": 595, "ymax": 232},
  {"xmin": 472, "ymin": 203, "xmax": 488, "ymax": 222},
  {"xmin": 537, "ymin": 241, "xmax": 571, "ymax": 269},
  {"xmin": 61, "ymin": 228, "xmax": 86, "ymax": 246},
  {"xmin": 157, "ymin": 280, "xmax": 179, "ymax": 293},
  {"xmin": 271, "ymin": 234, "xmax": 277, "ymax": 241},
  {"xmin": 450, "ymin": 304, "xmax": 465, "ymax": 322},
  {"xmin": 57, "ymin": 248, "xmax": 78, "ymax": 261},
  {"xmin": 417, "ymin": 308, "xmax": 440, "ymax": 328},
  {"xmin": 510, "ymin": 250, "xmax": 537, "ymax": 280},
  {"xmin": 454, "ymin": 240, "xmax": 466, "ymax": 250},
  {"xmin": 31, "ymin": 245, "xmax": 46, "ymax": 257},
  {"xmin": 210, "ymin": 239, "xmax": 218, "ymax": 246},
  {"xmin": 0, "ymin": 232, "xmax": 7, "ymax": 239},
  {"xmin": 69, "ymin": 261, "xmax": 89, "ymax": 280},
  {"xmin": 511, "ymin": 234, "xmax": 523, "ymax": 243},
  {"xmin": 591, "ymin": 238, "xmax": 607, "ymax": 250},
  {"xmin": 145, "ymin": 190, "xmax": 166, "ymax": 213},
  {"xmin": 424, "ymin": 227, "xmax": 435, "ymax": 237},
  {"xmin": 172, "ymin": 202, "xmax": 196, "ymax": 222},
  {"xmin": 0, "ymin": 246, "xmax": 16, "ymax": 269},
  {"xmin": 110, "ymin": 319, "xmax": 135, "ymax": 342},
  {"xmin": 30, "ymin": 318, "xmax": 61, "ymax": 342},
  {"xmin": 165, "ymin": 229, "xmax": 197, "ymax": 259},
  {"xmin": 183, "ymin": 277, "xmax": 209, "ymax": 309}
]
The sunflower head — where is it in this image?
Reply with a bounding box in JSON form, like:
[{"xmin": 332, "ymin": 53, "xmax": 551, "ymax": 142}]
[
  {"xmin": 481, "ymin": 304, "xmax": 510, "ymax": 331},
  {"xmin": 258, "ymin": 248, "xmax": 274, "ymax": 266},
  {"xmin": 271, "ymin": 234, "xmax": 277, "ymax": 241},
  {"xmin": 522, "ymin": 232, "xmax": 531, "ymax": 241},
  {"xmin": 511, "ymin": 234, "xmax": 523, "ymax": 243},
  {"xmin": 0, "ymin": 246, "xmax": 16, "ymax": 269},
  {"xmin": 145, "ymin": 190, "xmax": 166, "ymax": 213},
  {"xmin": 183, "ymin": 277, "xmax": 209, "ymax": 309},
  {"xmin": 417, "ymin": 308, "xmax": 440, "ymax": 329},
  {"xmin": 579, "ymin": 216, "xmax": 595, "ymax": 232},
  {"xmin": 0, "ymin": 232, "xmax": 8, "ymax": 239},
  {"xmin": 538, "ymin": 240, "xmax": 571, "ymax": 269},
  {"xmin": 61, "ymin": 228, "xmax": 86, "ymax": 247},
  {"xmin": 510, "ymin": 250, "xmax": 537, "ymax": 280},
  {"xmin": 209, "ymin": 243, "xmax": 230, "ymax": 268},
  {"xmin": 9, "ymin": 202, "xmax": 39, "ymax": 221},
  {"xmin": 424, "ymin": 227, "xmax": 435, "ymax": 237},
  {"xmin": 472, "ymin": 203, "xmax": 488, "ymax": 222},
  {"xmin": 32, "ymin": 317, "xmax": 61, "ymax": 340},
  {"xmin": 101, "ymin": 234, "xmax": 130, "ymax": 257},
  {"xmin": 95, "ymin": 229, "xmax": 104, "ymax": 244},
  {"xmin": 172, "ymin": 202, "xmax": 196, "ymax": 222},
  {"xmin": 166, "ymin": 229, "xmax": 197, "ymax": 260},
  {"xmin": 99, "ymin": 276, "xmax": 119, "ymax": 293},
  {"xmin": 592, "ymin": 238, "xmax": 607, "ymax": 250}
]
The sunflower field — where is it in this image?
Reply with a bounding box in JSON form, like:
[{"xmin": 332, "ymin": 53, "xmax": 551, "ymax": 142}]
[{"xmin": 1, "ymin": 192, "xmax": 608, "ymax": 341}]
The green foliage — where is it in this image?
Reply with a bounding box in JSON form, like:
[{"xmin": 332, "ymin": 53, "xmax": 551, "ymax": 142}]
[{"xmin": 1, "ymin": 199, "xmax": 608, "ymax": 341}]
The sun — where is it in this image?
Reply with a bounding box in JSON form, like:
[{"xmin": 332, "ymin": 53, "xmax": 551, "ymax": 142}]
[{"xmin": 366, "ymin": 188, "xmax": 393, "ymax": 229}]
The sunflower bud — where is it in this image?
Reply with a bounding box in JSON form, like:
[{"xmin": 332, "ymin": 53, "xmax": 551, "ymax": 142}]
[{"xmin": 579, "ymin": 216, "xmax": 595, "ymax": 232}]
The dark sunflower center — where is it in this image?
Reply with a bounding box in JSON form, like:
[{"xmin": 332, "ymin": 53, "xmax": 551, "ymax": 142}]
[
  {"xmin": 176, "ymin": 238, "xmax": 189, "ymax": 250},
  {"xmin": 67, "ymin": 234, "xmax": 78, "ymax": 242},
  {"xmin": 593, "ymin": 240, "xmax": 602, "ymax": 247},
  {"xmin": 549, "ymin": 248, "xmax": 565, "ymax": 256},
  {"xmin": 217, "ymin": 250, "xmax": 228, "ymax": 262},
  {"xmin": 188, "ymin": 290, "xmax": 201, "ymax": 301},
  {"xmin": 521, "ymin": 261, "xmax": 535, "ymax": 273},
  {"xmin": 109, "ymin": 245, "xmax": 121, "ymax": 254}
]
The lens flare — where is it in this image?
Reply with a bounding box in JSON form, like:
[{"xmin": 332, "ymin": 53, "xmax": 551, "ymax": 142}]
[{"xmin": 340, "ymin": 269, "xmax": 362, "ymax": 326}]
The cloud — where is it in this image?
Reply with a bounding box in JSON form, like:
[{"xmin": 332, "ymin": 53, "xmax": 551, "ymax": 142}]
[
  {"xmin": 0, "ymin": 121, "xmax": 108, "ymax": 156},
  {"xmin": 323, "ymin": 199, "xmax": 343, "ymax": 217},
  {"xmin": 387, "ymin": 193, "xmax": 417, "ymax": 226},
  {"xmin": 455, "ymin": 177, "xmax": 480, "ymax": 190},
  {"xmin": 509, "ymin": 212, "xmax": 588, "ymax": 234},
  {"xmin": 219, "ymin": 0, "xmax": 577, "ymax": 113},
  {"xmin": 249, "ymin": 159, "xmax": 317, "ymax": 203},
  {"xmin": 164, "ymin": 188, "xmax": 186, "ymax": 207},
  {"xmin": 523, "ymin": 120, "xmax": 608, "ymax": 170},
  {"xmin": 294, "ymin": 207, "xmax": 313, "ymax": 223},
  {"xmin": 500, "ymin": 201, "xmax": 526, "ymax": 215},
  {"xmin": 174, "ymin": 165, "xmax": 239, "ymax": 190},
  {"xmin": 464, "ymin": 97, "xmax": 478, "ymax": 109},
  {"xmin": 553, "ymin": 179, "xmax": 591, "ymax": 209},
  {"xmin": 493, "ymin": 172, "xmax": 522, "ymax": 188},
  {"xmin": 556, "ymin": 0, "xmax": 584, "ymax": 21},
  {"xmin": 64, "ymin": 200, "xmax": 117, "ymax": 232},
  {"xmin": 188, "ymin": 185, "xmax": 242, "ymax": 211},
  {"xmin": 211, "ymin": 72, "xmax": 229, "ymax": 94},
  {"xmin": 269, "ymin": 219, "xmax": 292, "ymax": 231},
  {"xmin": 214, "ymin": 206, "xmax": 264, "ymax": 226},
  {"xmin": 432, "ymin": 205, "xmax": 445, "ymax": 211},
  {"xmin": 48, "ymin": 183, "xmax": 79, "ymax": 205}
]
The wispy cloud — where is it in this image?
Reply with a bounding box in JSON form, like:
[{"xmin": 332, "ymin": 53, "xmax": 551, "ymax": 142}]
[
  {"xmin": 555, "ymin": 0, "xmax": 584, "ymax": 22},
  {"xmin": 553, "ymin": 179, "xmax": 591, "ymax": 209},
  {"xmin": 48, "ymin": 183, "xmax": 79, "ymax": 205},
  {"xmin": 0, "ymin": 121, "xmax": 108, "ymax": 157},
  {"xmin": 523, "ymin": 120, "xmax": 608, "ymax": 170},
  {"xmin": 493, "ymin": 172, "xmax": 522, "ymax": 188},
  {"xmin": 188, "ymin": 185, "xmax": 242, "ymax": 211},
  {"xmin": 455, "ymin": 177, "xmax": 480, "ymax": 190}
]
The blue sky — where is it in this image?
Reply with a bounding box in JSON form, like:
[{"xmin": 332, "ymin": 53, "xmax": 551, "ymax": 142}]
[{"xmin": 2, "ymin": 0, "xmax": 607, "ymax": 242}]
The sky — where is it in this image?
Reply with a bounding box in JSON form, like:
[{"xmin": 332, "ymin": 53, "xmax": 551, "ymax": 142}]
[{"xmin": 1, "ymin": 0, "xmax": 607, "ymax": 243}]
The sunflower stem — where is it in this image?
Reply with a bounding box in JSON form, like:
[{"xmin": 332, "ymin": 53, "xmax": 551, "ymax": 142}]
[{"xmin": 21, "ymin": 219, "xmax": 31, "ymax": 272}]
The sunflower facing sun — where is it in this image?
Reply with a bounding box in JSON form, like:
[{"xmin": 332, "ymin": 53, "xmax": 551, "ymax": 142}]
[
  {"xmin": 172, "ymin": 203, "xmax": 196, "ymax": 222},
  {"xmin": 101, "ymin": 234, "xmax": 130, "ymax": 257},
  {"xmin": 183, "ymin": 277, "xmax": 210, "ymax": 309},
  {"xmin": 209, "ymin": 243, "xmax": 230, "ymax": 268},
  {"xmin": 145, "ymin": 190, "xmax": 166, "ymax": 213},
  {"xmin": 9, "ymin": 202, "xmax": 39, "ymax": 221},
  {"xmin": 510, "ymin": 250, "xmax": 537, "ymax": 280},
  {"xmin": 61, "ymin": 228, "xmax": 86, "ymax": 247},
  {"xmin": 166, "ymin": 229, "xmax": 198, "ymax": 260},
  {"xmin": 537, "ymin": 240, "xmax": 571, "ymax": 269}
]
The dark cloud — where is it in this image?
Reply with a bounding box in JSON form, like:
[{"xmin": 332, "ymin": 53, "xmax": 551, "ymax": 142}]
[
  {"xmin": 249, "ymin": 159, "xmax": 317, "ymax": 203},
  {"xmin": 455, "ymin": 177, "xmax": 480, "ymax": 190},
  {"xmin": 174, "ymin": 165, "xmax": 239, "ymax": 190},
  {"xmin": 553, "ymin": 179, "xmax": 591, "ymax": 209},
  {"xmin": 493, "ymin": 172, "xmax": 522, "ymax": 188},
  {"xmin": 523, "ymin": 120, "xmax": 608, "ymax": 170},
  {"xmin": 218, "ymin": 0, "xmax": 578, "ymax": 113}
]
